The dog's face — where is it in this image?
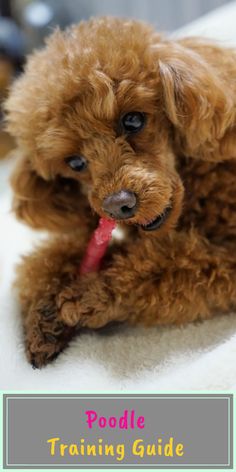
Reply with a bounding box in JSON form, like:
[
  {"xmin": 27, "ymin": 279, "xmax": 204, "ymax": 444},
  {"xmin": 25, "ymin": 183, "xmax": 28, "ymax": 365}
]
[
  {"xmin": 46, "ymin": 55, "xmax": 184, "ymax": 233},
  {"xmin": 6, "ymin": 18, "xmax": 227, "ymax": 234}
]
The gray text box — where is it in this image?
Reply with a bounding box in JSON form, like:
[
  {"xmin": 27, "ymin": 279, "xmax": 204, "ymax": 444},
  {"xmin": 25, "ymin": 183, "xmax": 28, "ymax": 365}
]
[{"xmin": 3, "ymin": 394, "xmax": 233, "ymax": 469}]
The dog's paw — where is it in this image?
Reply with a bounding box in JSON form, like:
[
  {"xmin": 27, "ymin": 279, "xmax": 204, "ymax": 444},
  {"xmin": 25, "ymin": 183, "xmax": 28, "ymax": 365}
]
[
  {"xmin": 26, "ymin": 333, "xmax": 62, "ymax": 369},
  {"xmin": 24, "ymin": 298, "xmax": 74, "ymax": 368},
  {"xmin": 57, "ymin": 275, "xmax": 115, "ymax": 329},
  {"xmin": 58, "ymin": 293, "xmax": 108, "ymax": 329}
]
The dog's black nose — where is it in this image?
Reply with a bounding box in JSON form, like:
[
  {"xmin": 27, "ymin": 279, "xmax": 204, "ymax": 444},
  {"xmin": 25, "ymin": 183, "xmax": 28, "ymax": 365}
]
[{"xmin": 102, "ymin": 190, "xmax": 137, "ymax": 219}]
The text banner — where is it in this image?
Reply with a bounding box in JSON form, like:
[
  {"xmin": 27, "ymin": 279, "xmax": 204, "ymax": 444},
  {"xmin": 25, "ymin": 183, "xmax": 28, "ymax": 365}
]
[{"xmin": 3, "ymin": 394, "xmax": 233, "ymax": 469}]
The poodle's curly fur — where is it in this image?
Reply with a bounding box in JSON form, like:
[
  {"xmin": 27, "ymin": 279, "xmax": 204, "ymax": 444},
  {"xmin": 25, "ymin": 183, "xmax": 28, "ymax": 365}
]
[{"xmin": 5, "ymin": 17, "xmax": 236, "ymax": 367}]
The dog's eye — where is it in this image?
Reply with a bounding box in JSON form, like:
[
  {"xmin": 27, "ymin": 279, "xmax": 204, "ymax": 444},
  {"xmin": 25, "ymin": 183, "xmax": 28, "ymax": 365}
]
[
  {"xmin": 65, "ymin": 155, "xmax": 87, "ymax": 172},
  {"xmin": 121, "ymin": 112, "xmax": 146, "ymax": 134}
]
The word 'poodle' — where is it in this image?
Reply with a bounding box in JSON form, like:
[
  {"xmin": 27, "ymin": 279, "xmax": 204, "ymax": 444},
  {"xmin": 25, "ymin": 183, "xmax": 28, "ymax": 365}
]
[{"xmin": 5, "ymin": 17, "xmax": 236, "ymax": 367}]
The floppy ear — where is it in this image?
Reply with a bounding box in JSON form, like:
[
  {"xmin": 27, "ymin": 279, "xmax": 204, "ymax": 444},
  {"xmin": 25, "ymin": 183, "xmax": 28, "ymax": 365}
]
[
  {"xmin": 157, "ymin": 41, "xmax": 235, "ymax": 160},
  {"xmin": 10, "ymin": 154, "xmax": 93, "ymax": 232}
]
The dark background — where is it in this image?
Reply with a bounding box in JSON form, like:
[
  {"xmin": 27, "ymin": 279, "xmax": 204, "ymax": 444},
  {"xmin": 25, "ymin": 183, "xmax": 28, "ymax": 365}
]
[{"xmin": 0, "ymin": 0, "xmax": 233, "ymax": 51}]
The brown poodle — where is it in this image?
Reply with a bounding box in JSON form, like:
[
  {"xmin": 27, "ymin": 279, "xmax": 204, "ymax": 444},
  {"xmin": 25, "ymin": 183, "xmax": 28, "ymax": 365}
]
[{"xmin": 4, "ymin": 17, "xmax": 236, "ymax": 367}]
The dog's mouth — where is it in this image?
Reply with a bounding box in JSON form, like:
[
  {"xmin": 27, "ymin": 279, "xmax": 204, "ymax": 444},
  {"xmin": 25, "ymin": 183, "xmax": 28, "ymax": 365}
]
[{"xmin": 138, "ymin": 205, "xmax": 172, "ymax": 231}]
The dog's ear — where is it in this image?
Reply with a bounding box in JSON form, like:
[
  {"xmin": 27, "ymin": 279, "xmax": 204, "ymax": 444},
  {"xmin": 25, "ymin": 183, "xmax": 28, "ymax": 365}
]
[
  {"xmin": 10, "ymin": 154, "xmax": 93, "ymax": 232},
  {"xmin": 157, "ymin": 41, "xmax": 234, "ymax": 159}
]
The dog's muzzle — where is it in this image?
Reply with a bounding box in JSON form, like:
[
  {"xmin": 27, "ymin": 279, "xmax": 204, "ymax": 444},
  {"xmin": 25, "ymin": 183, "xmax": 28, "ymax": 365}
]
[{"xmin": 102, "ymin": 189, "xmax": 172, "ymax": 231}]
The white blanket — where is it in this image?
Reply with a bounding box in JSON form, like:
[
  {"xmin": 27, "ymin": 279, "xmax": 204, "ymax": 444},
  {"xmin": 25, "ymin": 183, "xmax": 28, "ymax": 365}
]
[{"xmin": 1, "ymin": 2, "xmax": 236, "ymax": 391}]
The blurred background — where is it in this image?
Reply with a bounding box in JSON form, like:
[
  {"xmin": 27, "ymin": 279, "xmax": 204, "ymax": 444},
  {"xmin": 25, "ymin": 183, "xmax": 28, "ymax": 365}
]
[{"xmin": 0, "ymin": 0, "xmax": 232, "ymax": 160}]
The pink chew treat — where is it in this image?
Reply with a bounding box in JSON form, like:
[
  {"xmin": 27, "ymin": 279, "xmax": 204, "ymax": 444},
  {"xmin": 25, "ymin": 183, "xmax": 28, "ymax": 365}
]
[{"xmin": 79, "ymin": 218, "xmax": 116, "ymax": 275}]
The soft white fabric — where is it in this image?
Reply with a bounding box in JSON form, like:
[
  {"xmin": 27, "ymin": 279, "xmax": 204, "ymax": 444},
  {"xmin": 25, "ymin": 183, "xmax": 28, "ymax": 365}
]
[{"xmin": 1, "ymin": 2, "xmax": 236, "ymax": 391}]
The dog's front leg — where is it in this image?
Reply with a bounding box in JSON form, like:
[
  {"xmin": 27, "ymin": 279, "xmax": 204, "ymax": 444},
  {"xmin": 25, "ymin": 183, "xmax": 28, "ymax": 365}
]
[
  {"xmin": 59, "ymin": 230, "xmax": 236, "ymax": 330},
  {"xmin": 16, "ymin": 236, "xmax": 90, "ymax": 368}
]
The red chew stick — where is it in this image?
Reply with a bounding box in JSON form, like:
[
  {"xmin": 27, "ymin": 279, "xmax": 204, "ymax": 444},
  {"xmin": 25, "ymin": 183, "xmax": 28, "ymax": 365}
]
[{"xmin": 79, "ymin": 218, "xmax": 116, "ymax": 275}]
